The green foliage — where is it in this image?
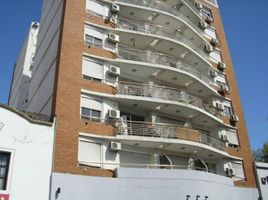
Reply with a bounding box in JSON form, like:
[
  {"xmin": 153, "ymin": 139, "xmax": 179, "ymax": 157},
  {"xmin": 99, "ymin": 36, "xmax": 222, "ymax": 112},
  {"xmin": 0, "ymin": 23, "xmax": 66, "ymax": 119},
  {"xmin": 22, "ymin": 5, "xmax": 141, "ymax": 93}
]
[{"xmin": 252, "ymin": 142, "xmax": 268, "ymax": 163}]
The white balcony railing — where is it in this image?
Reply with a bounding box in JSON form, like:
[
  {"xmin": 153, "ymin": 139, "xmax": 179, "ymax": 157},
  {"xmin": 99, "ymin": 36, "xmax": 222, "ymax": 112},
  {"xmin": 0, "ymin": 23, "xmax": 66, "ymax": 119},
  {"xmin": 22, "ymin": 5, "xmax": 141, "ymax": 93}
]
[
  {"xmin": 116, "ymin": 0, "xmax": 206, "ymax": 37},
  {"xmin": 117, "ymin": 81, "xmax": 221, "ymax": 117},
  {"xmin": 86, "ymin": 41, "xmax": 221, "ymax": 90},
  {"xmin": 116, "ymin": 120, "xmax": 225, "ymax": 151},
  {"xmin": 117, "ymin": 18, "xmax": 210, "ymax": 61},
  {"xmin": 116, "ymin": 47, "xmax": 219, "ymax": 89}
]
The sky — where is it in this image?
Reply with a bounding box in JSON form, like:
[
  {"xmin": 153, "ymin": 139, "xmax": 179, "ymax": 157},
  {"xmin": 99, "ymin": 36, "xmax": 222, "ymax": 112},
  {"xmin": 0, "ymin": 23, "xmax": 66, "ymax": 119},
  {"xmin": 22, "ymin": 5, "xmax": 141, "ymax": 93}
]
[{"xmin": 0, "ymin": 1, "xmax": 267, "ymax": 150}]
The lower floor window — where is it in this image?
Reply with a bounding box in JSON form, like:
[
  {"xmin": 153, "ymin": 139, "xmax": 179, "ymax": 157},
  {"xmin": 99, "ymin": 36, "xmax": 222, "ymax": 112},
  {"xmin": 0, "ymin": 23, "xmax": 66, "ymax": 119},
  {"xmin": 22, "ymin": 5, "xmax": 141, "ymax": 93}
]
[
  {"xmin": 0, "ymin": 152, "xmax": 11, "ymax": 190},
  {"xmin": 81, "ymin": 107, "xmax": 101, "ymax": 122}
]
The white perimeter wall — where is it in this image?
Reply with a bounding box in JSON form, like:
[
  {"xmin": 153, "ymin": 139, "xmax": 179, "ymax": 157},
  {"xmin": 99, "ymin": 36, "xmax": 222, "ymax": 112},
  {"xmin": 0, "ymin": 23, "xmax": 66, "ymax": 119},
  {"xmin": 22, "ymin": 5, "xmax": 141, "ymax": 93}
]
[
  {"xmin": 51, "ymin": 168, "xmax": 259, "ymax": 200},
  {"xmin": 0, "ymin": 107, "xmax": 54, "ymax": 200}
]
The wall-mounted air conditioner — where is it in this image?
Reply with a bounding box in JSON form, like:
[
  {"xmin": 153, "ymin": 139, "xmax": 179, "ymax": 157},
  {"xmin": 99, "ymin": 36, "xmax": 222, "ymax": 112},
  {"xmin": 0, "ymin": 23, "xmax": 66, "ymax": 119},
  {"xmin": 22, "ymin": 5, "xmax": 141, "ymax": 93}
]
[
  {"xmin": 224, "ymin": 163, "xmax": 235, "ymax": 177},
  {"xmin": 220, "ymin": 134, "xmax": 229, "ymax": 142},
  {"xmin": 110, "ymin": 141, "xmax": 121, "ymax": 151},
  {"xmin": 209, "ymin": 70, "xmax": 218, "ymax": 78},
  {"xmin": 199, "ymin": 20, "xmax": 208, "ymax": 29},
  {"xmin": 218, "ymin": 62, "xmax": 226, "ymax": 70},
  {"xmin": 205, "ymin": 16, "xmax": 213, "ymax": 24},
  {"xmin": 108, "ymin": 33, "xmax": 120, "ymax": 43},
  {"xmin": 194, "ymin": 1, "xmax": 203, "ymax": 10},
  {"xmin": 108, "ymin": 65, "xmax": 120, "ymax": 76},
  {"xmin": 216, "ymin": 102, "xmax": 224, "ymax": 111},
  {"xmin": 204, "ymin": 44, "xmax": 213, "ymax": 53},
  {"xmin": 210, "ymin": 38, "xmax": 218, "ymax": 46},
  {"xmin": 110, "ymin": 15, "xmax": 118, "ymax": 25},
  {"xmin": 108, "ymin": 109, "xmax": 120, "ymax": 119},
  {"xmin": 111, "ymin": 4, "xmax": 120, "ymax": 14},
  {"xmin": 231, "ymin": 115, "xmax": 239, "ymax": 122},
  {"xmin": 220, "ymin": 84, "xmax": 228, "ymax": 93}
]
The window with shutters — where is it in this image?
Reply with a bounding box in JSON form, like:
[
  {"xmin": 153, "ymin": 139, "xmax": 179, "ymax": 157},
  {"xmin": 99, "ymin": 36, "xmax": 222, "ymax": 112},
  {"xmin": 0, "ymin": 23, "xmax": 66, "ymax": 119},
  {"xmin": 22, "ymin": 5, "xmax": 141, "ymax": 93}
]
[
  {"xmin": 0, "ymin": 151, "xmax": 11, "ymax": 191},
  {"xmin": 226, "ymin": 129, "xmax": 239, "ymax": 148},
  {"xmin": 80, "ymin": 94, "xmax": 102, "ymax": 122},
  {"xmin": 210, "ymin": 49, "xmax": 222, "ymax": 62},
  {"xmin": 82, "ymin": 57, "xmax": 103, "ymax": 81},
  {"xmin": 78, "ymin": 140, "xmax": 102, "ymax": 167},
  {"xmin": 84, "ymin": 26, "xmax": 105, "ymax": 47},
  {"xmin": 86, "ymin": 0, "xmax": 109, "ymax": 18}
]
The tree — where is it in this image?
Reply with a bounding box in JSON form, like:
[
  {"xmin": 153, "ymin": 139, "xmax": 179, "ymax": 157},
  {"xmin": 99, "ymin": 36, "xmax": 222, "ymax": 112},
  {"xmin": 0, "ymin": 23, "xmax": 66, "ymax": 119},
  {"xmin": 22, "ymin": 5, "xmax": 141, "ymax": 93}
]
[{"xmin": 253, "ymin": 142, "xmax": 268, "ymax": 163}]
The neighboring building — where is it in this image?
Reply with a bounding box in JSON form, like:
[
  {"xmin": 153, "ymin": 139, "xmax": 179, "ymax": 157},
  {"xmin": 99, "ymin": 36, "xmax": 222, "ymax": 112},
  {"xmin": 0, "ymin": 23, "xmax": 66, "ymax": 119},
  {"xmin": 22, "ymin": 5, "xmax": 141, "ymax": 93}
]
[
  {"xmin": 8, "ymin": 0, "xmax": 260, "ymax": 199},
  {"xmin": 9, "ymin": 22, "xmax": 39, "ymax": 111},
  {"xmin": 0, "ymin": 104, "xmax": 54, "ymax": 200},
  {"xmin": 255, "ymin": 162, "xmax": 268, "ymax": 200}
]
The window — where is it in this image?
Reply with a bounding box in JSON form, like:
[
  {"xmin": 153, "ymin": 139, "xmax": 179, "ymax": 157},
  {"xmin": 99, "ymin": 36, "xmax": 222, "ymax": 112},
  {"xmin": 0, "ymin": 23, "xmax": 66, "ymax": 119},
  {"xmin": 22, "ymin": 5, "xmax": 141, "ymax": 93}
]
[
  {"xmin": 223, "ymin": 105, "xmax": 232, "ymax": 117},
  {"xmin": 215, "ymin": 73, "xmax": 227, "ymax": 87},
  {"xmin": 231, "ymin": 161, "xmax": 245, "ymax": 181},
  {"xmin": 205, "ymin": 27, "xmax": 217, "ymax": 39},
  {"xmin": 86, "ymin": 0, "xmax": 109, "ymax": 18},
  {"xmin": 81, "ymin": 107, "xmax": 101, "ymax": 122},
  {"xmin": 205, "ymin": 162, "xmax": 217, "ymax": 174},
  {"xmin": 210, "ymin": 49, "xmax": 222, "ymax": 62},
  {"xmin": 85, "ymin": 35, "xmax": 103, "ymax": 47},
  {"xmin": 226, "ymin": 129, "xmax": 239, "ymax": 148},
  {"xmin": 78, "ymin": 140, "xmax": 102, "ymax": 167},
  {"xmin": 82, "ymin": 57, "xmax": 103, "ymax": 81},
  {"xmin": 201, "ymin": 6, "xmax": 213, "ymax": 18},
  {"xmin": 0, "ymin": 152, "xmax": 10, "ymax": 190},
  {"xmin": 80, "ymin": 94, "xmax": 102, "ymax": 122}
]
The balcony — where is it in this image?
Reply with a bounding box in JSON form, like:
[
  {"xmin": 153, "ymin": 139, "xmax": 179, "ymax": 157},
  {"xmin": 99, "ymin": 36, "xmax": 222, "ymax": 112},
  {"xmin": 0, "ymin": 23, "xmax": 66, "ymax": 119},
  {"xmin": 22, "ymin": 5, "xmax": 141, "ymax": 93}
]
[
  {"xmin": 117, "ymin": 18, "xmax": 210, "ymax": 61},
  {"xmin": 116, "ymin": 0, "xmax": 206, "ymax": 38},
  {"xmin": 117, "ymin": 81, "xmax": 221, "ymax": 117},
  {"xmin": 85, "ymin": 40, "xmax": 221, "ymax": 96},
  {"xmin": 116, "ymin": 47, "xmax": 220, "ymax": 89},
  {"xmin": 115, "ymin": 120, "xmax": 225, "ymax": 151}
]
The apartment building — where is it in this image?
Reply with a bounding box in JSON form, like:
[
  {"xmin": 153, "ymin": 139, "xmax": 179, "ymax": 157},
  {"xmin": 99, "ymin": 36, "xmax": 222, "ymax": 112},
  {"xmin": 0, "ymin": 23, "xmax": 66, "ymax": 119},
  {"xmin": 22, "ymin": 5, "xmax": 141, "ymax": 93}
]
[{"xmin": 8, "ymin": 0, "xmax": 260, "ymax": 199}]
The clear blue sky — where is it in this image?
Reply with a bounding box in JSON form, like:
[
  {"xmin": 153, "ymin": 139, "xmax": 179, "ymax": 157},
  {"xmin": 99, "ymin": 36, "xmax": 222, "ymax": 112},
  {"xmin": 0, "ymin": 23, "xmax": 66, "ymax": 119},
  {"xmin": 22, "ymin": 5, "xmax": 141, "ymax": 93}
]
[{"xmin": 0, "ymin": 1, "xmax": 267, "ymax": 150}]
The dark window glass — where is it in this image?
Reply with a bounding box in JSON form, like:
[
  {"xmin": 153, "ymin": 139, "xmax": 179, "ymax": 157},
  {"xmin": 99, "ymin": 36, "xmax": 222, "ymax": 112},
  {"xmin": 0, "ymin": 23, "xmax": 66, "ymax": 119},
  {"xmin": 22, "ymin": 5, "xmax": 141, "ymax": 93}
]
[
  {"xmin": 0, "ymin": 152, "xmax": 11, "ymax": 190},
  {"xmin": 85, "ymin": 35, "xmax": 103, "ymax": 47},
  {"xmin": 81, "ymin": 107, "xmax": 101, "ymax": 122}
]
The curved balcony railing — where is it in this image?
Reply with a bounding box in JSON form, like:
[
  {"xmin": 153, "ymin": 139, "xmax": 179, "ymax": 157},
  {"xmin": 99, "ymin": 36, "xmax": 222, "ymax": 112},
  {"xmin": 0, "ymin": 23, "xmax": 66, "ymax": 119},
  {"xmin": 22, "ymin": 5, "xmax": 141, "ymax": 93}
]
[
  {"xmin": 116, "ymin": 0, "xmax": 206, "ymax": 37},
  {"xmin": 117, "ymin": 81, "xmax": 221, "ymax": 117},
  {"xmin": 116, "ymin": 120, "xmax": 225, "ymax": 150},
  {"xmin": 116, "ymin": 47, "xmax": 219, "ymax": 89},
  {"xmin": 85, "ymin": 40, "xmax": 220, "ymax": 90},
  {"xmin": 117, "ymin": 18, "xmax": 210, "ymax": 61}
]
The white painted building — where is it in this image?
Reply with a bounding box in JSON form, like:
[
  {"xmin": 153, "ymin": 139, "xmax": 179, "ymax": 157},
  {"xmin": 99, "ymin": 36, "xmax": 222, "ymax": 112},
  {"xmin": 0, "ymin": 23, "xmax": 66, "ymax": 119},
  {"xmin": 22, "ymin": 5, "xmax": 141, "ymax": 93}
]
[
  {"xmin": 255, "ymin": 162, "xmax": 268, "ymax": 200},
  {"xmin": 9, "ymin": 22, "xmax": 39, "ymax": 110},
  {"xmin": 0, "ymin": 104, "xmax": 54, "ymax": 200}
]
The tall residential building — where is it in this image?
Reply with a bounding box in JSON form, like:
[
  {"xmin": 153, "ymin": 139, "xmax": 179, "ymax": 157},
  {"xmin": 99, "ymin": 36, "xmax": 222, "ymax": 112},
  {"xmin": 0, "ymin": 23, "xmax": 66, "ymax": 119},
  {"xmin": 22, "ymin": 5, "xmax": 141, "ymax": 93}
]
[{"xmin": 8, "ymin": 0, "xmax": 259, "ymax": 199}]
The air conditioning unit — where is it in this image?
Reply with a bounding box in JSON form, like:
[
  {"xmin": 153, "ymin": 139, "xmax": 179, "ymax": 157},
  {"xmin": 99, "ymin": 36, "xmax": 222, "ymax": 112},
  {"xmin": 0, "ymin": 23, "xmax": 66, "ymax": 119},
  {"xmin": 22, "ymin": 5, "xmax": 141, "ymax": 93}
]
[
  {"xmin": 194, "ymin": 1, "xmax": 203, "ymax": 10},
  {"xmin": 108, "ymin": 109, "xmax": 120, "ymax": 119},
  {"xmin": 110, "ymin": 141, "xmax": 121, "ymax": 151},
  {"xmin": 220, "ymin": 84, "xmax": 228, "ymax": 93},
  {"xmin": 199, "ymin": 20, "xmax": 208, "ymax": 29},
  {"xmin": 220, "ymin": 134, "xmax": 229, "ymax": 142},
  {"xmin": 108, "ymin": 65, "xmax": 120, "ymax": 76},
  {"xmin": 110, "ymin": 15, "xmax": 118, "ymax": 25},
  {"xmin": 108, "ymin": 33, "xmax": 120, "ymax": 43},
  {"xmin": 210, "ymin": 38, "xmax": 219, "ymax": 46},
  {"xmin": 111, "ymin": 4, "xmax": 120, "ymax": 14},
  {"xmin": 216, "ymin": 102, "xmax": 224, "ymax": 111},
  {"xmin": 224, "ymin": 163, "xmax": 235, "ymax": 177},
  {"xmin": 209, "ymin": 70, "xmax": 218, "ymax": 78},
  {"xmin": 218, "ymin": 62, "xmax": 226, "ymax": 70},
  {"xmin": 231, "ymin": 114, "xmax": 239, "ymax": 122},
  {"xmin": 205, "ymin": 16, "xmax": 213, "ymax": 24},
  {"xmin": 204, "ymin": 44, "xmax": 213, "ymax": 53}
]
